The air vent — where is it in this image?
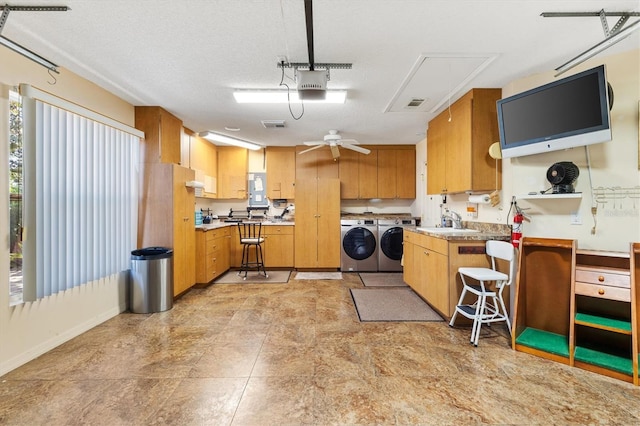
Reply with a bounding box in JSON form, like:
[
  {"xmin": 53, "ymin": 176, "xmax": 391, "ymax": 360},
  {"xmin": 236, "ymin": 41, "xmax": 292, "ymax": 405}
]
[
  {"xmin": 261, "ymin": 120, "xmax": 286, "ymax": 129},
  {"xmin": 406, "ymin": 98, "xmax": 426, "ymax": 108}
]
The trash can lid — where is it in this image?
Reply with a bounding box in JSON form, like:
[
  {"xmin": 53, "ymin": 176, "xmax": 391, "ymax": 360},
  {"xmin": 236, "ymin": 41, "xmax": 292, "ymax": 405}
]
[{"xmin": 131, "ymin": 247, "xmax": 173, "ymax": 260}]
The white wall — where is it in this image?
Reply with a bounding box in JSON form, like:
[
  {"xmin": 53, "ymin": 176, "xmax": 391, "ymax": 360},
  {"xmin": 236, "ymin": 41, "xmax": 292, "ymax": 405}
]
[
  {"xmin": 425, "ymin": 49, "xmax": 640, "ymax": 252},
  {"xmin": 0, "ymin": 49, "xmax": 135, "ymax": 375}
]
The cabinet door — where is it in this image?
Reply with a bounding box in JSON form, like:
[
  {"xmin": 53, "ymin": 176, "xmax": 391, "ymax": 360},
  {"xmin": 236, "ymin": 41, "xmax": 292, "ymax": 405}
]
[
  {"xmin": 295, "ymin": 146, "xmax": 339, "ymax": 180},
  {"xmin": 396, "ymin": 149, "xmax": 416, "ymax": 198},
  {"xmin": 338, "ymin": 149, "xmax": 359, "ymax": 199},
  {"xmin": 294, "ymin": 179, "xmax": 319, "ymax": 267},
  {"xmin": 358, "ymin": 149, "xmax": 378, "ymax": 199},
  {"xmin": 135, "ymin": 106, "xmax": 182, "ymax": 165},
  {"xmin": 173, "ymin": 165, "xmax": 196, "ymax": 296},
  {"xmin": 316, "ymin": 179, "xmax": 341, "ymax": 267},
  {"xmin": 377, "ymin": 149, "xmax": 397, "ymax": 199},
  {"xmin": 266, "ymin": 147, "xmax": 296, "ymax": 199},
  {"xmin": 160, "ymin": 109, "xmax": 182, "ymax": 165},
  {"xmin": 402, "ymin": 239, "xmax": 415, "ymax": 287},
  {"xmin": 426, "ymin": 113, "xmax": 447, "ymax": 194},
  {"xmin": 423, "ymin": 248, "xmax": 449, "ymax": 315},
  {"xmin": 445, "ymin": 96, "xmax": 473, "ymax": 193},
  {"xmin": 218, "ymin": 147, "xmax": 248, "ymax": 199},
  {"xmin": 264, "ymin": 228, "xmax": 294, "ymax": 267}
]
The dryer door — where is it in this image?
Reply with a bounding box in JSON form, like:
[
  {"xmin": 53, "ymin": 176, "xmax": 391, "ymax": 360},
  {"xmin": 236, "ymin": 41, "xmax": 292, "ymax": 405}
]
[
  {"xmin": 342, "ymin": 227, "xmax": 377, "ymax": 260},
  {"xmin": 380, "ymin": 227, "xmax": 404, "ymax": 260}
]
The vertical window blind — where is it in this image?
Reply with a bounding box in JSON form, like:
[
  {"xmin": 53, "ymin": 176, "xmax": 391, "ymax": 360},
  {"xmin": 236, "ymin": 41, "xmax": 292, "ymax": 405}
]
[{"xmin": 20, "ymin": 86, "xmax": 141, "ymax": 301}]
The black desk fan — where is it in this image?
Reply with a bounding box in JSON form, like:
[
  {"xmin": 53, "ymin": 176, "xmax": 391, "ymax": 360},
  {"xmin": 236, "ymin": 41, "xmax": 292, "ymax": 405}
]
[{"xmin": 546, "ymin": 161, "xmax": 580, "ymax": 193}]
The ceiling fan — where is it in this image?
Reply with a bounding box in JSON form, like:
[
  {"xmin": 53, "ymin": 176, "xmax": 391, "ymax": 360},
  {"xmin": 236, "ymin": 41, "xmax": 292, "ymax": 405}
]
[{"xmin": 299, "ymin": 130, "xmax": 371, "ymax": 159}]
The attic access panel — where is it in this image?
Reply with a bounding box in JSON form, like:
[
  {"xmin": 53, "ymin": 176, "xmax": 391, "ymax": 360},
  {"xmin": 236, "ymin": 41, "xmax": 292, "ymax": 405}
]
[{"xmin": 384, "ymin": 53, "xmax": 498, "ymax": 114}]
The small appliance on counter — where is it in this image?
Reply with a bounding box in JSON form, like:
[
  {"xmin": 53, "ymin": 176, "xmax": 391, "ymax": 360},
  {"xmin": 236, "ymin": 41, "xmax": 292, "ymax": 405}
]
[
  {"xmin": 200, "ymin": 208, "xmax": 217, "ymax": 224},
  {"xmin": 224, "ymin": 208, "xmax": 249, "ymax": 223}
]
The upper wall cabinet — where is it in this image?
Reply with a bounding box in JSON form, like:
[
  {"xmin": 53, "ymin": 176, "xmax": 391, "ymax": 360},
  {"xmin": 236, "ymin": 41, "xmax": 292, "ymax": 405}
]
[
  {"xmin": 295, "ymin": 145, "xmax": 339, "ymax": 180},
  {"xmin": 377, "ymin": 147, "xmax": 416, "ymax": 199},
  {"xmin": 426, "ymin": 88, "xmax": 502, "ymax": 195},
  {"xmin": 338, "ymin": 149, "xmax": 378, "ymax": 199},
  {"xmin": 135, "ymin": 106, "xmax": 182, "ymax": 165},
  {"xmin": 217, "ymin": 146, "xmax": 248, "ymax": 199},
  {"xmin": 266, "ymin": 147, "xmax": 296, "ymax": 200}
]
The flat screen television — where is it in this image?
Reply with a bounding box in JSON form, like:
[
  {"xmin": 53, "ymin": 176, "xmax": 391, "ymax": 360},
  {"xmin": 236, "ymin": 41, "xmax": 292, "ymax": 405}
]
[{"xmin": 497, "ymin": 65, "xmax": 612, "ymax": 159}]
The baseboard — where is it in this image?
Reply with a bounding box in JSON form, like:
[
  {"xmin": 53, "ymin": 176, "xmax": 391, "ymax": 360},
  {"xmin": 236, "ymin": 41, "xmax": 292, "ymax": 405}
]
[{"xmin": 0, "ymin": 305, "xmax": 124, "ymax": 376}]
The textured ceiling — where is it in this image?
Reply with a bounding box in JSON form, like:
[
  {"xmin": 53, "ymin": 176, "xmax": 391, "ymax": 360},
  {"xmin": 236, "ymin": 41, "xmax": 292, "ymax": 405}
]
[{"xmin": 2, "ymin": 0, "xmax": 639, "ymax": 147}]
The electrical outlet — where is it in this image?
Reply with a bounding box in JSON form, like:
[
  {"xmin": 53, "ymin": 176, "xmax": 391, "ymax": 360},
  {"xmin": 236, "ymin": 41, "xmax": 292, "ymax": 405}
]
[{"xmin": 570, "ymin": 211, "xmax": 582, "ymax": 225}]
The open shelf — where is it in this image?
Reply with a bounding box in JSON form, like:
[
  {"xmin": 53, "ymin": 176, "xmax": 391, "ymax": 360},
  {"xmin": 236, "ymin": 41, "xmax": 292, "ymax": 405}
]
[
  {"xmin": 574, "ymin": 346, "xmax": 633, "ymax": 376},
  {"xmin": 517, "ymin": 192, "xmax": 582, "ymax": 200},
  {"xmin": 515, "ymin": 327, "xmax": 570, "ymax": 358},
  {"xmin": 575, "ymin": 313, "xmax": 632, "ymax": 334}
]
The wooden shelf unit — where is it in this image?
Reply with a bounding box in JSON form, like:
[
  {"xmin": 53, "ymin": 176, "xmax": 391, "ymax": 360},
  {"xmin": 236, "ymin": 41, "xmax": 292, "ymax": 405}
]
[
  {"xmin": 571, "ymin": 248, "xmax": 636, "ymax": 383},
  {"xmin": 512, "ymin": 237, "xmax": 576, "ymax": 365}
]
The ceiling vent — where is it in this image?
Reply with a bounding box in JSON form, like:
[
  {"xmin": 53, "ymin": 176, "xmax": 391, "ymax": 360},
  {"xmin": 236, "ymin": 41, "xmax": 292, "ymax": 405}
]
[
  {"xmin": 261, "ymin": 120, "xmax": 286, "ymax": 129},
  {"xmin": 406, "ymin": 98, "xmax": 426, "ymax": 108}
]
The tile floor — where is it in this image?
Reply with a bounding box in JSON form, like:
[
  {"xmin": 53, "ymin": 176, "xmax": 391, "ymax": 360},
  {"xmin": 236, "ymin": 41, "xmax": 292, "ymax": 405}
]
[{"xmin": 1, "ymin": 272, "xmax": 640, "ymax": 425}]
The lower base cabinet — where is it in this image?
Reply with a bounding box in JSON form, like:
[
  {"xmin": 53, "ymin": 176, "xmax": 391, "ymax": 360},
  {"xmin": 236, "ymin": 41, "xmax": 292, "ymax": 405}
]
[
  {"xmin": 230, "ymin": 224, "xmax": 295, "ymax": 269},
  {"xmin": 195, "ymin": 228, "xmax": 231, "ymax": 284},
  {"xmin": 402, "ymin": 230, "xmax": 491, "ymax": 318}
]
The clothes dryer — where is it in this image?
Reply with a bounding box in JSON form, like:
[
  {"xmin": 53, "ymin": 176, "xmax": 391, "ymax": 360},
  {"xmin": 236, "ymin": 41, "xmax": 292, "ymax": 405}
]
[
  {"xmin": 340, "ymin": 219, "xmax": 378, "ymax": 272},
  {"xmin": 378, "ymin": 218, "xmax": 417, "ymax": 271}
]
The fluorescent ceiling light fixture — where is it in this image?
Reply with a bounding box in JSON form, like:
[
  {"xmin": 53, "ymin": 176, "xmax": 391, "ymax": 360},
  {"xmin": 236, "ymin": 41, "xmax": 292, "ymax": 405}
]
[
  {"xmin": 555, "ymin": 18, "xmax": 640, "ymax": 76},
  {"xmin": 199, "ymin": 131, "xmax": 262, "ymax": 151},
  {"xmin": 233, "ymin": 90, "xmax": 347, "ymax": 104},
  {"xmin": 0, "ymin": 35, "xmax": 59, "ymax": 73}
]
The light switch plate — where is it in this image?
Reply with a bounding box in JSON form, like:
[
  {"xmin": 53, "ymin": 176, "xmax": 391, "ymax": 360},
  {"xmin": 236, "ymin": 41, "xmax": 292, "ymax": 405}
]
[{"xmin": 570, "ymin": 211, "xmax": 582, "ymax": 225}]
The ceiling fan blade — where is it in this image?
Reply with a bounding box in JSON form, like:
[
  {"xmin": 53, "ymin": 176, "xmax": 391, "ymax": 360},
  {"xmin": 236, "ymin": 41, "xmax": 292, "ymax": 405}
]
[
  {"xmin": 340, "ymin": 138, "xmax": 359, "ymax": 144},
  {"xmin": 298, "ymin": 144, "xmax": 325, "ymax": 155},
  {"xmin": 342, "ymin": 144, "xmax": 371, "ymax": 155},
  {"xmin": 330, "ymin": 144, "xmax": 340, "ymax": 159},
  {"xmin": 303, "ymin": 141, "xmax": 324, "ymax": 146}
]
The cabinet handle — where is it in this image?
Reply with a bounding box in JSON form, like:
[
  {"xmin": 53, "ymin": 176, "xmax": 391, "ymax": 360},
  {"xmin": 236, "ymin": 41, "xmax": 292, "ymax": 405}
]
[
  {"xmin": 598, "ymin": 288, "xmax": 605, "ymax": 295},
  {"xmin": 423, "ymin": 251, "xmax": 429, "ymax": 256},
  {"xmin": 598, "ymin": 275, "xmax": 605, "ymax": 282}
]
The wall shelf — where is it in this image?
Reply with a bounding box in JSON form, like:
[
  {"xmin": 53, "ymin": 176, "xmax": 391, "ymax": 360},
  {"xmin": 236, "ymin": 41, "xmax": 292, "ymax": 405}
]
[{"xmin": 517, "ymin": 193, "xmax": 582, "ymax": 200}]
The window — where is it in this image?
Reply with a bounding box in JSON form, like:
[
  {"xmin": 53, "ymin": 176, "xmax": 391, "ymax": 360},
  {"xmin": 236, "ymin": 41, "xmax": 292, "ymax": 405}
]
[
  {"xmin": 9, "ymin": 89, "xmax": 23, "ymax": 305},
  {"xmin": 12, "ymin": 85, "xmax": 142, "ymax": 303}
]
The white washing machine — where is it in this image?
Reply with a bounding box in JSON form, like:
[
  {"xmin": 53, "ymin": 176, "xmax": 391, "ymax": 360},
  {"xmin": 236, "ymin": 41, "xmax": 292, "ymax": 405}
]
[
  {"xmin": 340, "ymin": 219, "xmax": 378, "ymax": 272},
  {"xmin": 378, "ymin": 218, "xmax": 417, "ymax": 271}
]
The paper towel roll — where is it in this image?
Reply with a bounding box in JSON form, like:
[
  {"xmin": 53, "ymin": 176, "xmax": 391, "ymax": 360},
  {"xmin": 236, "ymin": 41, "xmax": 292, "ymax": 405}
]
[{"xmin": 468, "ymin": 194, "xmax": 491, "ymax": 204}]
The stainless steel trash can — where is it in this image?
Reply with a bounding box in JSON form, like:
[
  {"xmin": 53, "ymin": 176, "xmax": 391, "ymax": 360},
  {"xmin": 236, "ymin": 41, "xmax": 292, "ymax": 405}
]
[{"xmin": 130, "ymin": 247, "xmax": 173, "ymax": 313}]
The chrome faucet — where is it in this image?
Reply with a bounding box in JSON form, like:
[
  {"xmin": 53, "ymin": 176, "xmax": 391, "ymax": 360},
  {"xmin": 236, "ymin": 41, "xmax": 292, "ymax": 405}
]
[{"xmin": 442, "ymin": 209, "xmax": 463, "ymax": 229}]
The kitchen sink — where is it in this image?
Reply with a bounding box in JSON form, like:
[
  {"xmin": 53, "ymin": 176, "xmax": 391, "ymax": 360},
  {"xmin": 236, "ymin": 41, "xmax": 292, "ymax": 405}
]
[{"xmin": 417, "ymin": 227, "xmax": 480, "ymax": 234}]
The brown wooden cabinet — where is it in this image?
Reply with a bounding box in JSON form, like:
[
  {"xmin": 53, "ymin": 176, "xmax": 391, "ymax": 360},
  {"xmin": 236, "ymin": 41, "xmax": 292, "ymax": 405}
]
[
  {"xmin": 426, "ymin": 88, "xmax": 501, "ymax": 194},
  {"xmin": 263, "ymin": 225, "xmax": 294, "ymax": 268},
  {"xmin": 138, "ymin": 163, "xmax": 196, "ymax": 297},
  {"xmin": 377, "ymin": 147, "xmax": 415, "ymax": 199},
  {"xmin": 338, "ymin": 149, "xmax": 378, "ymax": 199},
  {"xmin": 195, "ymin": 227, "xmax": 231, "ymax": 284},
  {"xmin": 295, "ymin": 146, "xmax": 339, "ymax": 181},
  {"xmin": 135, "ymin": 106, "xmax": 183, "ymax": 165},
  {"xmin": 266, "ymin": 147, "xmax": 296, "ymax": 199},
  {"xmin": 294, "ymin": 179, "xmax": 340, "ymax": 268},
  {"xmin": 217, "ymin": 146, "xmax": 248, "ymax": 199},
  {"xmin": 403, "ymin": 230, "xmax": 490, "ymax": 318}
]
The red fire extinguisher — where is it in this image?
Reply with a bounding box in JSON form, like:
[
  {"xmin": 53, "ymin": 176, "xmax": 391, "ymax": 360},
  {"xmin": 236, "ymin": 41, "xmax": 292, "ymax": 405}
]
[{"xmin": 511, "ymin": 211, "xmax": 523, "ymax": 248}]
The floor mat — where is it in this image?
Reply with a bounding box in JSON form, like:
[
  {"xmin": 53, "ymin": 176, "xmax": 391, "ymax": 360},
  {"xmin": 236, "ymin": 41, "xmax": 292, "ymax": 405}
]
[
  {"xmin": 359, "ymin": 272, "xmax": 408, "ymax": 287},
  {"xmin": 294, "ymin": 272, "xmax": 343, "ymax": 280},
  {"xmin": 214, "ymin": 270, "xmax": 290, "ymax": 284},
  {"xmin": 350, "ymin": 288, "xmax": 443, "ymax": 322}
]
